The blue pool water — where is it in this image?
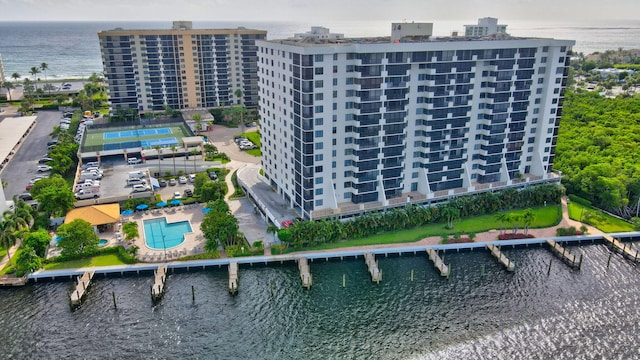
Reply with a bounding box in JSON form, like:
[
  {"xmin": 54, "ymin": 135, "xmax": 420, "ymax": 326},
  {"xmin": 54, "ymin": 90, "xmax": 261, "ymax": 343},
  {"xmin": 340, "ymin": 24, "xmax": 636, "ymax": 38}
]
[
  {"xmin": 143, "ymin": 218, "xmax": 192, "ymax": 250},
  {"xmin": 98, "ymin": 239, "xmax": 108, "ymax": 247}
]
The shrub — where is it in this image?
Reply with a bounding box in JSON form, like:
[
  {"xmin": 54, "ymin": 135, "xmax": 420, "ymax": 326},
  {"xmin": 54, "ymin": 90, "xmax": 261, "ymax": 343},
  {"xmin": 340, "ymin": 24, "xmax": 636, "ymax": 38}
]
[{"xmin": 568, "ymin": 194, "xmax": 592, "ymax": 207}]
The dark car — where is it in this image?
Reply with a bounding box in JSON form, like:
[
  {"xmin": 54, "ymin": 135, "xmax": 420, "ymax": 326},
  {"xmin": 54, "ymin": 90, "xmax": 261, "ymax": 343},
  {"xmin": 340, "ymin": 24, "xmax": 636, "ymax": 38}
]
[
  {"xmin": 159, "ymin": 179, "xmax": 167, "ymax": 187},
  {"xmin": 208, "ymin": 171, "xmax": 218, "ymax": 180},
  {"xmin": 184, "ymin": 189, "xmax": 193, "ymax": 197},
  {"xmin": 38, "ymin": 157, "xmax": 54, "ymax": 164},
  {"xmin": 17, "ymin": 192, "xmax": 33, "ymax": 201}
]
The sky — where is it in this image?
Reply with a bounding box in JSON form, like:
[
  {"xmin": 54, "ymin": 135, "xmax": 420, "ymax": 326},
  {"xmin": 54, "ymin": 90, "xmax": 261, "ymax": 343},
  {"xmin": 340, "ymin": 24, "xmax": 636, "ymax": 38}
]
[{"xmin": 0, "ymin": 0, "xmax": 638, "ymax": 22}]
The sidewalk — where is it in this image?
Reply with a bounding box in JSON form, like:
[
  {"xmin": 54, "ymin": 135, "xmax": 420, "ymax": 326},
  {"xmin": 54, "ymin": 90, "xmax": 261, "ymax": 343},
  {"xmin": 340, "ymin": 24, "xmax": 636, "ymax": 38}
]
[{"xmin": 0, "ymin": 239, "xmax": 22, "ymax": 274}]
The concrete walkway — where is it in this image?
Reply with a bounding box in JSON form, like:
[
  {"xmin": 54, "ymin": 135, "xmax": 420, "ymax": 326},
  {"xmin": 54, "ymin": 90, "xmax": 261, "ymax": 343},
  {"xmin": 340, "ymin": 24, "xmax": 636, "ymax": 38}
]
[{"xmin": 0, "ymin": 239, "xmax": 22, "ymax": 274}]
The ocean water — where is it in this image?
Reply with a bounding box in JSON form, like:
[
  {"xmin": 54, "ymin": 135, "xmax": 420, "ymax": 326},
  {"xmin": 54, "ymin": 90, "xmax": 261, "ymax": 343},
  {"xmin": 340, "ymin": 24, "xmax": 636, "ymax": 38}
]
[
  {"xmin": 0, "ymin": 20, "xmax": 639, "ymax": 80},
  {"xmin": 1, "ymin": 244, "xmax": 640, "ymax": 358}
]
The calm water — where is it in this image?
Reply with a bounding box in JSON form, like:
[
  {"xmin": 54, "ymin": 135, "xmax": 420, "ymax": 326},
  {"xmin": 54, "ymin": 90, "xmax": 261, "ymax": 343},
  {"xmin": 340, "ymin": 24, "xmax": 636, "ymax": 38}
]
[
  {"xmin": 1, "ymin": 20, "xmax": 639, "ymax": 80},
  {"xmin": 1, "ymin": 244, "xmax": 640, "ymax": 358}
]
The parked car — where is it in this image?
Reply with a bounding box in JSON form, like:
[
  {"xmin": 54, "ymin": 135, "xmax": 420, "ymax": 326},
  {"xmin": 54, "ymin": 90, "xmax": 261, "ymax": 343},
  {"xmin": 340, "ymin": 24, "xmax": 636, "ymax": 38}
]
[
  {"xmin": 159, "ymin": 179, "xmax": 167, "ymax": 187},
  {"xmin": 75, "ymin": 189, "xmax": 100, "ymax": 200},
  {"xmin": 178, "ymin": 176, "xmax": 188, "ymax": 184},
  {"xmin": 38, "ymin": 157, "xmax": 53, "ymax": 164},
  {"xmin": 126, "ymin": 178, "xmax": 146, "ymax": 186},
  {"xmin": 184, "ymin": 189, "xmax": 193, "ymax": 197},
  {"xmin": 208, "ymin": 171, "xmax": 218, "ymax": 180},
  {"xmin": 46, "ymin": 140, "xmax": 58, "ymax": 146},
  {"xmin": 169, "ymin": 178, "xmax": 177, "ymax": 186},
  {"xmin": 127, "ymin": 157, "xmax": 142, "ymax": 165},
  {"xmin": 281, "ymin": 220, "xmax": 294, "ymax": 229},
  {"xmin": 173, "ymin": 191, "xmax": 181, "ymax": 199},
  {"xmin": 131, "ymin": 184, "xmax": 150, "ymax": 193},
  {"xmin": 17, "ymin": 192, "xmax": 33, "ymax": 201},
  {"xmin": 188, "ymin": 174, "xmax": 196, "ymax": 183},
  {"xmin": 37, "ymin": 165, "xmax": 52, "ymax": 172},
  {"xmin": 82, "ymin": 161, "xmax": 99, "ymax": 169}
]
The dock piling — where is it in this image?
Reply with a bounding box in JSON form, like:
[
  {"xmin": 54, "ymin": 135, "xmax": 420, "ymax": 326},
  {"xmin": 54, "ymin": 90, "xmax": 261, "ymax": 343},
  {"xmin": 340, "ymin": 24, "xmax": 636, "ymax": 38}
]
[
  {"xmin": 112, "ymin": 291, "xmax": 117, "ymax": 309},
  {"xmin": 546, "ymin": 239, "xmax": 581, "ymax": 270},
  {"xmin": 607, "ymin": 252, "xmax": 613, "ymax": 269},
  {"xmin": 410, "ymin": 269, "xmax": 414, "ymax": 282},
  {"xmin": 192, "ymin": 285, "xmax": 195, "ymax": 302},
  {"xmin": 547, "ymin": 259, "xmax": 553, "ymax": 276},
  {"xmin": 342, "ymin": 274, "xmax": 346, "ymax": 288}
]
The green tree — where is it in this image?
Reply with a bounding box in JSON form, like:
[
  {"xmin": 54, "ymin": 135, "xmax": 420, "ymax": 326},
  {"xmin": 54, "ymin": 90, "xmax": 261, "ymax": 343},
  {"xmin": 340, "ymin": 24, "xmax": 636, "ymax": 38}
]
[
  {"xmin": 22, "ymin": 229, "xmax": 51, "ymax": 258},
  {"xmin": 267, "ymin": 224, "xmax": 278, "ymax": 245},
  {"xmin": 0, "ymin": 211, "xmax": 28, "ymax": 266},
  {"xmin": 29, "ymin": 174, "xmax": 75, "ymax": 217},
  {"xmin": 440, "ymin": 203, "xmax": 460, "ymax": 230},
  {"xmin": 2, "ymin": 81, "xmax": 14, "ymax": 101},
  {"xmin": 170, "ymin": 145, "xmax": 178, "ymax": 175},
  {"xmin": 16, "ymin": 246, "xmax": 42, "ymax": 274},
  {"xmin": 201, "ymin": 209, "xmax": 239, "ymax": 250},
  {"xmin": 57, "ymin": 219, "xmax": 99, "ymax": 257},
  {"xmin": 11, "ymin": 72, "xmax": 20, "ymax": 86},
  {"xmin": 193, "ymin": 113, "xmax": 202, "ymax": 134},
  {"xmin": 193, "ymin": 173, "xmax": 210, "ymax": 197},
  {"xmin": 153, "ymin": 145, "xmax": 162, "ymax": 175},
  {"xmin": 40, "ymin": 63, "xmax": 49, "ymax": 94},
  {"xmin": 522, "ymin": 209, "xmax": 536, "ymax": 235},
  {"xmin": 122, "ymin": 221, "xmax": 139, "ymax": 241},
  {"xmin": 234, "ymin": 88, "xmax": 243, "ymax": 105},
  {"xmin": 199, "ymin": 181, "xmax": 227, "ymax": 202},
  {"xmin": 494, "ymin": 212, "xmax": 509, "ymax": 235},
  {"xmin": 29, "ymin": 66, "xmax": 40, "ymax": 91}
]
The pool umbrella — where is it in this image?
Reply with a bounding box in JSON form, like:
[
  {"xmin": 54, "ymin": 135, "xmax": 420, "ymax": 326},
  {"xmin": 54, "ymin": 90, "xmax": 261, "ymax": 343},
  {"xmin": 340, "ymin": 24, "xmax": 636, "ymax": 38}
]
[
  {"xmin": 170, "ymin": 199, "xmax": 182, "ymax": 206},
  {"xmin": 121, "ymin": 209, "xmax": 134, "ymax": 215},
  {"xmin": 202, "ymin": 207, "xmax": 211, "ymax": 213},
  {"xmin": 156, "ymin": 201, "xmax": 168, "ymax": 207},
  {"xmin": 136, "ymin": 204, "xmax": 149, "ymax": 210}
]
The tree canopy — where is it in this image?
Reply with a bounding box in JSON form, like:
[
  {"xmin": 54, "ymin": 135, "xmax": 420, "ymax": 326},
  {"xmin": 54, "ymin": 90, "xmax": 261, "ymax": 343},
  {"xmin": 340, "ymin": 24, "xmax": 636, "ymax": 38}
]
[
  {"xmin": 29, "ymin": 174, "xmax": 75, "ymax": 216},
  {"xmin": 56, "ymin": 219, "xmax": 99, "ymax": 257},
  {"xmin": 554, "ymin": 90, "xmax": 640, "ymax": 217}
]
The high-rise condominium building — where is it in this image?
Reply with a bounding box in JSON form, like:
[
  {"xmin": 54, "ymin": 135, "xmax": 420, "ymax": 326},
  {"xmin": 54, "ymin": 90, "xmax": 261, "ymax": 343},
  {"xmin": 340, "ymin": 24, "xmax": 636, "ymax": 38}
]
[
  {"xmin": 98, "ymin": 21, "xmax": 266, "ymax": 113},
  {"xmin": 464, "ymin": 17, "xmax": 508, "ymax": 37},
  {"xmin": 257, "ymin": 22, "xmax": 574, "ymax": 220},
  {"xmin": 0, "ymin": 52, "xmax": 5, "ymax": 82}
]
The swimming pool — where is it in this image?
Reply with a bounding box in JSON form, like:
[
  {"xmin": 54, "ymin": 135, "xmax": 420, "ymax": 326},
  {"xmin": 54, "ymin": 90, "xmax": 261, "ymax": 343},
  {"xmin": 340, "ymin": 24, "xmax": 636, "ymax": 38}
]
[{"xmin": 143, "ymin": 218, "xmax": 192, "ymax": 250}]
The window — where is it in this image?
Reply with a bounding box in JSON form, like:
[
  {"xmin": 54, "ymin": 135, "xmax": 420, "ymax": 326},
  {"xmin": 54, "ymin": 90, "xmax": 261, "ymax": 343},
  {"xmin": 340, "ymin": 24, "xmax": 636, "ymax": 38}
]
[
  {"xmin": 315, "ymin": 67, "xmax": 324, "ymax": 75},
  {"xmin": 315, "ymin": 54, "xmax": 323, "ymax": 62},
  {"xmin": 315, "ymin": 154, "xmax": 323, "ymax": 161},
  {"xmin": 344, "ymin": 192, "xmax": 351, "ymax": 199},
  {"xmin": 536, "ymin": 88, "xmax": 542, "ymax": 94},
  {"xmin": 526, "ymin": 156, "xmax": 532, "ymax": 161},
  {"xmin": 315, "ymin": 118, "xmax": 324, "ymax": 125},
  {"xmin": 532, "ymin": 118, "xmax": 538, "ymax": 124},
  {"xmin": 528, "ymin": 146, "xmax": 534, "ymax": 152},
  {"xmin": 541, "ymin": 56, "xmax": 548, "ymax": 63},
  {"xmin": 315, "ymin": 130, "xmax": 324, "ymax": 137},
  {"xmin": 315, "ymin": 80, "xmax": 324, "ymax": 88},
  {"xmin": 530, "ymin": 128, "xmax": 537, "ymax": 134},
  {"xmin": 315, "ymin": 105, "xmax": 324, "ymax": 113},
  {"xmin": 315, "ymin": 142, "xmax": 324, "ymax": 150},
  {"xmin": 412, "ymin": 172, "xmax": 419, "ymax": 179},
  {"xmin": 315, "ymin": 93, "xmax": 323, "ymax": 101},
  {"xmin": 535, "ymin": 98, "xmax": 541, "ymax": 104},
  {"xmin": 315, "ymin": 199, "xmax": 324, "ymax": 206},
  {"xmin": 315, "ymin": 177, "xmax": 323, "ymax": 184},
  {"xmin": 315, "ymin": 188, "xmax": 324, "ymax": 195}
]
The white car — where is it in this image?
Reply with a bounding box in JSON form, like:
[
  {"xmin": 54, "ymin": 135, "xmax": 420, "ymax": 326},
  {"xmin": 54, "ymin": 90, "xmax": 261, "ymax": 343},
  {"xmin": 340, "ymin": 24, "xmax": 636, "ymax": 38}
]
[
  {"xmin": 131, "ymin": 184, "xmax": 150, "ymax": 193},
  {"xmin": 173, "ymin": 191, "xmax": 182, "ymax": 199},
  {"xmin": 127, "ymin": 157, "xmax": 142, "ymax": 165},
  {"xmin": 178, "ymin": 176, "xmax": 188, "ymax": 184},
  {"xmin": 37, "ymin": 165, "xmax": 52, "ymax": 172}
]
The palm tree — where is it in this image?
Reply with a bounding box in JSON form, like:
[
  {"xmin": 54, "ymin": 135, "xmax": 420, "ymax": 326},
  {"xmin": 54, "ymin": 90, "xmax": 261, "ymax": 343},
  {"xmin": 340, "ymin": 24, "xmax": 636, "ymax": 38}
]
[
  {"xmin": 234, "ymin": 88, "xmax": 243, "ymax": 105},
  {"xmin": 494, "ymin": 212, "xmax": 509, "ymax": 235},
  {"xmin": 12, "ymin": 196, "xmax": 35, "ymax": 227},
  {"xmin": 40, "ymin": 63, "xmax": 49, "ymax": 94},
  {"xmin": 440, "ymin": 203, "xmax": 460, "ymax": 230},
  {"xmin": 153, "ymin": 145, "xmax": 162, "ymax": 175},
  {"xmin": 522, "ymin": 209, "xmax": 536, "ymax": 235},
  {"xmin": 0, "ymin": 210, "xmax": 28, "ymax": 266},
  {"xmin": 29, "ymin": 67, "xmax": 40, "ymax": 91},
  {"xmin": 170, "ymin": 145, "xmax": 178, "ymax": 175},
  {"xmin": 11, "ymin": 72, "xmax": 20, "ymax": 86},
  {"xmin": 191, "ymin": 149, "xmax": 200, "ymax": 173},
  {"xmin": 2, "ymin": 81, "xmax": 14, "ymax": 101},
  {"xmin": 266, "ymin": 224, "xmax": 279, "ymax": 249}
]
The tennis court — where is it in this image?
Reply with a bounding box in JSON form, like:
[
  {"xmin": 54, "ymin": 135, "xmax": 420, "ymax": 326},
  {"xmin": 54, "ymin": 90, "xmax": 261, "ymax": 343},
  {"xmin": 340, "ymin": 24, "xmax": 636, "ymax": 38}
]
[{"xmin": 103, "ymin": 127, "xmax": 173, "ymax": 140}]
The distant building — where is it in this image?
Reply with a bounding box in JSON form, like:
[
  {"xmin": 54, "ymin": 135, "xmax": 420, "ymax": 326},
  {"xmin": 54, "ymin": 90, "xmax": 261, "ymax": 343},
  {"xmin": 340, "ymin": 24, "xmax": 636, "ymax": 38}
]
[
  {"xmin": 593, "ymin": 68, "xmax": 634, "ymax": 80},
  {"xmin": 464, "ymin": 17, "xmax": 508, "ymax": 37},
  {"xmin": 294, "ymin": 27, "xmax": 344, "ymax": 41},
  {"xmin": 257, "ymin": 24, "xmax": 574, "ymax": 220},
  {"xmin": 98, "ymin": 21, "xmax": 266, "ymax": 113}
]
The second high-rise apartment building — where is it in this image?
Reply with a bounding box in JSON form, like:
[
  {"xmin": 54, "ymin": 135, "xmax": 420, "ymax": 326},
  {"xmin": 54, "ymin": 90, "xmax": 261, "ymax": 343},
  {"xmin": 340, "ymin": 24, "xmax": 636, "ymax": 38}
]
[
  {"xmin": 257, "ymin": 22, "xmax": 574, "ymax": 220},
  {"xmin": 98, "ymin": 21, "xmax": 266, "ymax": 112}
]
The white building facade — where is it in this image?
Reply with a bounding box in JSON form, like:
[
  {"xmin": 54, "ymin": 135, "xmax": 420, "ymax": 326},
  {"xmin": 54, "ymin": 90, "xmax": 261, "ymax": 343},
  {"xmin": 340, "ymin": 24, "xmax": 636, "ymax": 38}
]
[
  {"xmin": 257, "ymin": 26, "xmax": 574, "ymax": 220},
  {"xmin": 464, "ymin": 17, "xmax": 508, "ymax": 37}
]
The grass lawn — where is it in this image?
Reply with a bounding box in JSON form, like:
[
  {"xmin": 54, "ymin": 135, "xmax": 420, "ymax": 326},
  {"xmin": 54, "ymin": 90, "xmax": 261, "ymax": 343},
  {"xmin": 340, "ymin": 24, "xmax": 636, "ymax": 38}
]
[
  {"xmin": 567, "ymin": 202, "xmax": 634, "ymax": 233},
  {"xmin": 0, "ymin": 248, "xmax": 23, "ymax": 276},
  {"xmin": 44, "ymin": 253, "xmax": 127, "ymax": 270},
  {"xmin": 240, "ymin": 131, "xmax": 262, "ymax": 157},
  {"xmin": 282, "ymin": 205, "xmax": 561, "ymax": 253}
]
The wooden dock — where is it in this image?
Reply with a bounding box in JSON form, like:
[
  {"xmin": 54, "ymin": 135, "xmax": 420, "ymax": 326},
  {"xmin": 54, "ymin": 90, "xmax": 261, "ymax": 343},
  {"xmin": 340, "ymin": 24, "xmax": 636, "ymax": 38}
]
[
  {"xmin": 603, "ymin": 235, "xmax": 640, "ymax": 262},
  {"xmin": 228, "ymin": 261, "xmax": 238, "ymax": 295},
  {"xmin": 546, "ymin": 239, "xmax": 582, "ymax": 269},
  {"xmin": 0, "ymin": 276, "xmax": 27, "ymax": 286},
  {"xmin": 426, "ymin": 248, "xmax": 450, "ymax": 278},
  {"xmin": 364, "ymin": 252, "xmax": 382, "ymax": 283},
  {"xmin": 151, "ymin": 265, "xmax": 167, "ymax": 302},
  {"xmin": 298, "ymin": 257, "xmax": 312, "ymax": 289},
  {"xmin": 69, "ymin": 270, "xmax": 95, "ymax": 308},
  {"xmin": 486, "ymin": 244, "xmax": 515, "ymax": 272}
]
